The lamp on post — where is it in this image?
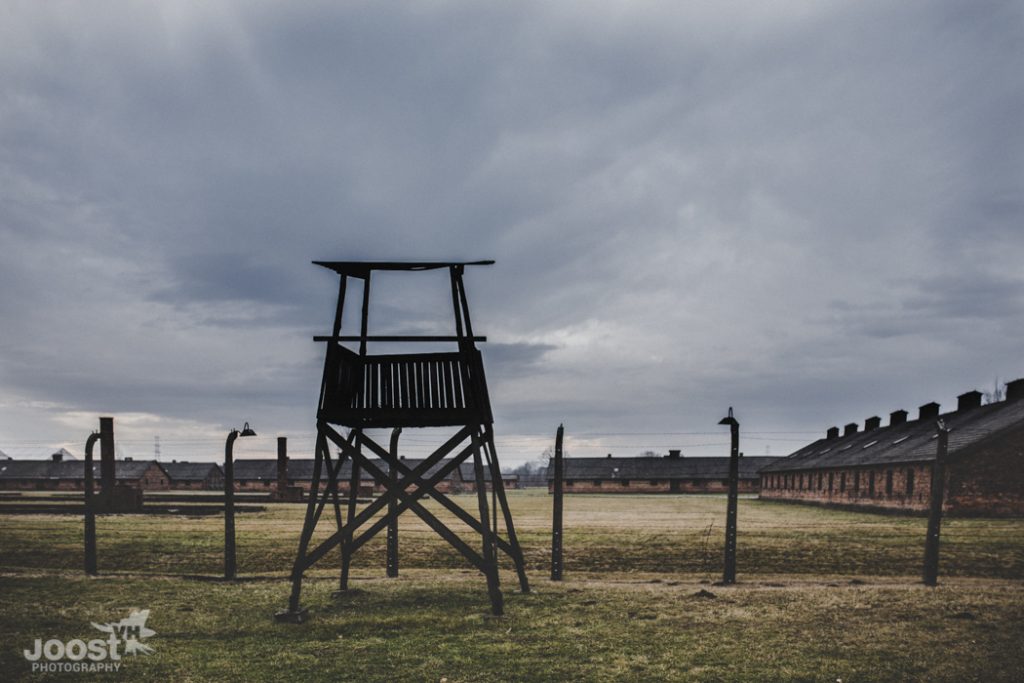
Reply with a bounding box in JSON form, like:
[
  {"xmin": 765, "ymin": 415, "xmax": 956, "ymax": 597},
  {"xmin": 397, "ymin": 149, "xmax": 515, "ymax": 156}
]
[
  {"xmin": 225, "ymin": 422, "xmax": 256, "ymax": 579},
  {"xmin": 718, "ymin": 407, "xmax": 740, "ymax": 585}
]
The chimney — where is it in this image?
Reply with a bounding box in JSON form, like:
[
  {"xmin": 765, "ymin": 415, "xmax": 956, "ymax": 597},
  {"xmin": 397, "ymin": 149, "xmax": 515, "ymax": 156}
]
[
  {"xmin": 1006, "ymin": 378, "xmax": 1024, "ymax": 402},
  {"xmin": 606, "ymin": 453, "xmax": 612, "ymax": 458},
  {"xmin": 864, "ymin": 416, "xmax": 881, "ymax": 432},
  {"xmin": 843, "ymin": 423, "xmax": 858, "ymax": 437},
  {"xmin": 51, "ymin": 451, "xmax": 63, "ymax": 462},
  {"xmin": 277, "ymin": 437, "xmax": 288, "ymax": 493},
  {"xmin": 667, "ymin": 449, "xmax": 681, "ymax": 459},
  {"xmin": 918, "ymin": 402, "xmax": 940, "ymax": 420},
  {"xmin": 957, "ymin": 390, "xmax": 983, "ymax": 412},
  {"xmin": 826, "ymin": 426, "xmax": 840, "ymax": 440},
  {"xmin": 889, "ymin": 410, "xmax": 908, "ymax": 426}
]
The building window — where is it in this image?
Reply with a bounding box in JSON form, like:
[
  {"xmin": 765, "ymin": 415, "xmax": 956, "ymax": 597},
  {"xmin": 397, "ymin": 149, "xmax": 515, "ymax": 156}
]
[
  {"xmin": 593, "ymin": 480, "xmax": 603, "ymax": 486},
  {"xmin": 840, "ymin": 472, "xmax": 846, "ymax": 493},
  {"xmin": 885, "ymin": 470, "xmax": 893, "ymax": 496},
  {"xmin": 854, "ymin": 471, "xmax": 860, "ymax": 493},
  {"xmin": 566, "ymin": 480, "xmax": 574, "ymax": 487},
  {"xmin": 868, "ymin": 471, "xmax": 875, "ymax": 497},
  {"xmin": 828, "ymin": 472, "xmax": 834, "ymax": 493},
  {"xmin": 906, "ymin": 469, "xmax": 914, "ymax": 496},
  {"xmin": 818, "ymin": 472, "xmax": 824, "ymax": 490},
  {"xmin": 649, "ymin": 480, "xmax": 660, "ymax": 486},
  {"xmin": 620, "ymin": 480, "xmax": 629, "ymax": 486},
  {"xmin": 798, "ymin": 473, "xmax": 804, "ymax": 490}
]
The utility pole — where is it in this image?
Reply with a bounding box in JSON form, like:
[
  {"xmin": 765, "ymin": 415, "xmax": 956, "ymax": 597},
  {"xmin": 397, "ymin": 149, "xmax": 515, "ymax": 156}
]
[
  {"xmin": 923, "ymin": 420, "xmax": 949, "ymax": 586},
  {"xmin": 719, "ymin": 407, "xmax": 740, "ymax": 585},
  {"xmin": 551, "ymin": 423, "xmax": 564, "ymax": 581}
]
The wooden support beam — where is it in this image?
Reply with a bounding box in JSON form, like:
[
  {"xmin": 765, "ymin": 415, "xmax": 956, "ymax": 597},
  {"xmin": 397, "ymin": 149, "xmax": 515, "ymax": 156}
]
[
  {"xmin": 340, "ymin": 431, "xmax": 362, "ymax": 591},
  {"xmin": 286, "ymin": 433, "xmax": 326, "ymax": 614},
  {"xmin": 484, "ymin": 434, "xmax": 530, "ymax": 593},
  {"xmin": 472, "ymin": 431, "xmax": 504, "ymax": 615},
  {"xmin": 387, "ymin": 428, "xmax": 401, "ymax": 578},
  {"xmin": 923, "ymin": 421, "xmax": 949, "ymax": 586}
]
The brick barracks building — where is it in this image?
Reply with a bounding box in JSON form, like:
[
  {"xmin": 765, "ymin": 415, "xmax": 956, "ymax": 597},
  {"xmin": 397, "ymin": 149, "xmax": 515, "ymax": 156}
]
[
  {"xmin": 0, "ymin": 454, "xmax": 170, "ymax": 491},
  {"xmin": 759, "ymin": 379, "xmax": 1024, "ymax": 516},
  {"xmin": 547, "ymin": 451, "xmax": 781, "ymax": 494},
  {"xmin": 232, "ymin": 456, "xmax": 517, "ymax": 495}
]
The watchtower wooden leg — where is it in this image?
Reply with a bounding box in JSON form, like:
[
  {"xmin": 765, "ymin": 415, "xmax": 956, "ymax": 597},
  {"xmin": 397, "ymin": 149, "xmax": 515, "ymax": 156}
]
[
  {"xmin": 483, "ymin": 436, "xmax": 529, "ymax": 593},
  {"xmin": 340, "ymin": 431, "xmax": 362, "ymax": 591},
  {"xmin": 472, "ymin": 433, "xmax": 503, "ymax": 615},
  {"xmin": 280, "ymin": 433, "xmax": 326, "ymax": 619},
  {"xmin": 326, "ymin": 448, "xmax": 348, "ymax": 574},
  {"xmin": 386, "ymin": 428, "xmax": 402, "ymax": 578}
]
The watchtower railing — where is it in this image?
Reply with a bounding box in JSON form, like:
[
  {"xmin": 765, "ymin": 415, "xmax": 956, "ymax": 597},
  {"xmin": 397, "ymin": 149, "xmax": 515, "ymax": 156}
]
[{"xmin": 319, "ymin": 345, "xmax": 492, "ymax": 428}]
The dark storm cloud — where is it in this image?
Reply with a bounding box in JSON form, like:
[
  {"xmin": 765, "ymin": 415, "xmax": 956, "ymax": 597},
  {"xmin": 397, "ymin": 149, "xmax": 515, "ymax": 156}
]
[{"xmin": 1, "ymin": 1, "xmax": 1022, "ymax": 460}]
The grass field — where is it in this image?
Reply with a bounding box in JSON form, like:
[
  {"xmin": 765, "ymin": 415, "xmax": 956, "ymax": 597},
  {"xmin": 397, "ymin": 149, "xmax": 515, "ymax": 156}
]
[{"xmin": 1, "ymin": 490, "xmax": 1023, "ymax": 681}]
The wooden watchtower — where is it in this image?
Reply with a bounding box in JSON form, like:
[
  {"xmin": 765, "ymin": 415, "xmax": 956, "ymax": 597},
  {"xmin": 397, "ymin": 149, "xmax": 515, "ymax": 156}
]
[{"xmin": 279, "ymin": 260, "xmax": 529, "ymax": 621}]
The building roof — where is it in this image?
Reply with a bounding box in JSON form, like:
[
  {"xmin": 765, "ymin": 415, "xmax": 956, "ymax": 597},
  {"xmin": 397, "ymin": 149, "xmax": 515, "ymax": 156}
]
[
  {"xmin": 0, "ymin": 447, "xmax": 78, "ymax": 461},
  {"xmin": 161, "ymin": 461, "xmax": 223, "ymax": 481},
  {"xmin": 761, "ymin": 395, "xmax": 1024, "ymax": 473},
  {"xmin": 232, "ymin": 459, "xmax": 280, "ymax": 481},
  {"xmin": 0, "ymin": 459, "xmax": 165, "ymax": 480},
  {"xmin": 546, "ymin": 456, "xmax": 782, "ymax": 481}
]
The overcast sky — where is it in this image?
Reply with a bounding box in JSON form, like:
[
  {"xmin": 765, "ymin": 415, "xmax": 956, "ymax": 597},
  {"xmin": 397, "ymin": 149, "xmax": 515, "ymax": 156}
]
[{"xmin": 1, "ymin": 1, "xmax": 1021, "ymax": 465}]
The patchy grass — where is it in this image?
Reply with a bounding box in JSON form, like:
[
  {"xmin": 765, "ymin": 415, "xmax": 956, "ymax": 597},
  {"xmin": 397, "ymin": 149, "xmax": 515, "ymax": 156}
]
[{"xmin": 1, "ymin": 491, "xmax": 1022, "ymax": 681}]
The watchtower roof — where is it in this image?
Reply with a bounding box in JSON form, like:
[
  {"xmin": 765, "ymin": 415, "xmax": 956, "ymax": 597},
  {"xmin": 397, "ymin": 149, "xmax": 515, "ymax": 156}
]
[{"xmin": 313, "ymin": 260, "xmax": 494, "ymax": 277}]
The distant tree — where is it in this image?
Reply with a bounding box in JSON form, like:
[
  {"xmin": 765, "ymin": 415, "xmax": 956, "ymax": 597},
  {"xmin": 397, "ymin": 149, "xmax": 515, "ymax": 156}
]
[
  {"xmin": 510, "ymin": 452, "xmax": 555, "ymax": 476},
  {"xmin": 983, "ymin": 377, "xmax": 1005, "ymax": 405},
  {"xmin": 540, "ymin": 445, "xmax": 569, "ymax": 461},
  {"xmin": 637, "ymin": 450, "xmax": 663, "ymax": 458}
]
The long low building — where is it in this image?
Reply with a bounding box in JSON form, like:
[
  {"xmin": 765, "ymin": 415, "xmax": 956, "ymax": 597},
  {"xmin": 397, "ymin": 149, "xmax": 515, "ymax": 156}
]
[
  {"xmin": 0, "ymin": 457, "xmax": 170, "ymax": 491},
  {"xmin": 546, "ymin": 451, "xmax": 782, "ymax": 494},
  {"xmin": 759, "ymin": 379, "xmax": 1024, "ymax": 515},
  {"xmin": 233, "ymin": 456, "xmax": 517, "ymax": 495},
  {"xmin": 160, "ymin": 461, "xmax": 224, "ymax": 490}
]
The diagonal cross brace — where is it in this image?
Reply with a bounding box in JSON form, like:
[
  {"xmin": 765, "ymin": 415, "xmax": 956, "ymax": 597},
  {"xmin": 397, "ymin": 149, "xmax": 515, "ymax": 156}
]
[
  {"xmin": 300, "ymin": 424, "xmax": 474, "ymax": 570},
  {"xmin": 353, "ymin": 428, "xmax": 517, "ymax": 558},
  {"xmin": 310, "ymin": 438, "xmax": 350, "ymax": 533},
  {"xmin": 322, "ymin": 424, "xmax": 489, "ymax": 573}
]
